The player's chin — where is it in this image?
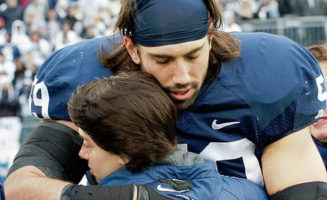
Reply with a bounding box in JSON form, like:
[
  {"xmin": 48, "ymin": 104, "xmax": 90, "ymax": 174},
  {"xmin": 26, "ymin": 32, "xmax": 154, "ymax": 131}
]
[
  {"xmin": 174, "ymin": 90, "xmax": 200, "ymax": 110},
  {"xmin": 175, "ymin": 98, "xmax": 195, "ymax": 110}
]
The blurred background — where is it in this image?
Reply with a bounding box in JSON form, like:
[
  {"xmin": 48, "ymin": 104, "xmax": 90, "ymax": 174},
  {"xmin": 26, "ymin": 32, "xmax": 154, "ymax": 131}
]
[{"xmin": 0, "ymin": 0, "xmax": 326, "ymax": 182}]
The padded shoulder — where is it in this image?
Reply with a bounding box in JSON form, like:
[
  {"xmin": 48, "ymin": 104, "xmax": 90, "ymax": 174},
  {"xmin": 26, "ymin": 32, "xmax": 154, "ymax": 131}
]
[
  {"xmin": 223, "ymin": 32, "xmax": 326, "ymax": 141},
  {"xmin": 30, "ymin": 36, "xmax": 120, "ymax": 120}
]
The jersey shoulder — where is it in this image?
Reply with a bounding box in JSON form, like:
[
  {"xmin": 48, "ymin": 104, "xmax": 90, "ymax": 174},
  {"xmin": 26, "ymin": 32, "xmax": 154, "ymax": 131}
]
[
  {"xmin": 30, "ymin": 36, "xmax": 120, "ymax": 121},
  {"xmin": 197, "ymin": 32, "xmax": 326, "ymax": 143}
]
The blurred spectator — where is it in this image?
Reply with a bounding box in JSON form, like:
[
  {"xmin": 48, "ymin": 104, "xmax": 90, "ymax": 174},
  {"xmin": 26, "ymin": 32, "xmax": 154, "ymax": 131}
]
[
  {"xmin": 0, "ymin": 31, "xmax": 21, "ymax": 63},
  {"xmin": 104, "ymin": 18, "xmax": 116, "ymax": 36},
  {"xmin": 10, "ymin": 20, "xmax": 30, "ymax": 53},
  {"xmin": 239, "ymin": 0, "xmax": 258, "ymax": 20},
  {"xmin": 45, "ymin": 8, "xmax": 61, "ymax": 43},
  {"xmin": 53, "ymin": 31, "xmax": 68, "ymax": 50},
  {"xmin": 63, "ymin": 1, "xmax": 83, "ymax": 36},
  {"xmin": 24, "ymin": 0, "xmax": 49, "ymax": 32},
  {"xmin": 53, "ymin": 20, "xmax": 80, "ymax": 50},
  {"xmin": 0, "ymin": 18, "xmax": 6, "ymax": 45},
  {"xmin": 21, "ymin": 52, "xmax": 38, "ymax": 77},
  {"xmin": 17, "ymin": 77, "xmax": 32, "ymax": 118},
  {"xmin": 0, "ymin": 72, "xmax": 17, "ymax": 117},
  {"xmin": 98, "ymin": 4, "xmax": 115, "ymax": 25},
  {"xmin": 26, "ymin": 30, "xmax": 51, "ymax": 68},
  {"xmin": 255, "ymin": 0, "xmax": 280, "ymax": 19},
  {"xmin": 92, "ymin": 13, "xmax": 106, "ymax": 36},
  {"xmin": 12, "ymin": 58, "xmax": 24, "ymax": 87},
  {"xmin": 54, "ymin": 0, "xmax": 68, "ymax": 19},
  {"xmin": 23, "ymin": 0, "xmax": 49, "ymax": 27},
  {"xmin": 222, "ymin": 10, "xmax": 242, "ymax": 32},
  {"xmin": 13, "ymin": 54, "xmax": 36, "ymax": 109},
  {"xmin": 82, "ymin": 25, "xmax": 96, "ymax": 39},
  {"xmin": 79, "ymin": 0, "xmax": 110, "ymax": 28},
  {"xmin": 0, "ymin": 0, "xmax": 23, "ymax": 34},
  {"xmin": 0, "ymin": 51, "xmax": 15, "ymax": 81}
]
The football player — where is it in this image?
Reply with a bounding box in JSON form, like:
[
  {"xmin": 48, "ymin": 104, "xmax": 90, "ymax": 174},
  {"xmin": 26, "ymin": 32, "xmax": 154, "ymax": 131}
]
[{"xmin": 5, "ymin": 0, "xmax": 327, "ymax": 199}]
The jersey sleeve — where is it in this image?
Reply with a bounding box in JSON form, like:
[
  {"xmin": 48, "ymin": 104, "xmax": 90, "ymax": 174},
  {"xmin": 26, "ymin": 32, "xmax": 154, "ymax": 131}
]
[
  {"xmin": 29, "ymin": 37, "xmax": 116, "ymax": 121},
  {"xmin": 228, "ymin": 32, "xmax": 327, "ymax": 145}
]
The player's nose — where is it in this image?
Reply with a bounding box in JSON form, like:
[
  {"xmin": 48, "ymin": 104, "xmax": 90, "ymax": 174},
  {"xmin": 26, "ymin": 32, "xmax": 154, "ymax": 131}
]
[{"xmin": 172, "ymin": 60, "xmax": 190, "ymax": 85}]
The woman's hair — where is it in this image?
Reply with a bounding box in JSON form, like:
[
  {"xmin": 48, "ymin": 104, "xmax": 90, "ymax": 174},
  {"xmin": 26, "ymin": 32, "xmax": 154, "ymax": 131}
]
[
  {"xmin": 98, "ymin": 0, "xmax": 241, "ymax": 80},
  {"xmin": 68, "ymin": 71, "xmax": 177, "ymax": 173},
  {"xmin": 308, "ymin": 44, "xmax": 327, "ymax": 62}
]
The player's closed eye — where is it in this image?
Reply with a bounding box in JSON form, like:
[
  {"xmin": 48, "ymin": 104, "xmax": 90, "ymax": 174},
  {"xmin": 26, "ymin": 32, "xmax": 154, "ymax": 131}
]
[
  {"xmin": 156, "ymin": 59, "xmax": 170, "ymax": 65},
  {"xmin": 186, "ymin": 55, "xmax": 198, "ymax": 61}
]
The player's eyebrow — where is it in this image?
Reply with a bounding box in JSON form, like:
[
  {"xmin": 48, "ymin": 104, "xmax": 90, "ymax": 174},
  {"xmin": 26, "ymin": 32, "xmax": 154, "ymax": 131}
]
[
  {"xmin": 149, "ymin": 43, "xmax": 205, "ymax": 59},
  {"xmin": 185, "ymin": 44, "xmax": 205, "ymax": 56}
]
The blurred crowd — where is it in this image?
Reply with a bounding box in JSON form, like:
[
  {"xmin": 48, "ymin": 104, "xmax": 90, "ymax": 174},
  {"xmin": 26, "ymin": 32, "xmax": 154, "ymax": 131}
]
[
  {"xmin": 220, "ymin": 0, "xmax": 327, "ymax": 32},
  {"xmin": 0, "ymin": 0, "xmax": 326, "ymax": 119},
  {"xmin": 0, "ymin": 0, "xmax": 120, "ymax": 118}
]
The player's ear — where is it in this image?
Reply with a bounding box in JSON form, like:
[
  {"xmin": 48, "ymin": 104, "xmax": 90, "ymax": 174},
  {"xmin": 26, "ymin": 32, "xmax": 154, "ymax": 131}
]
[{"xmin": 124, "ymin": 37, "xmax": 141, "ymax": 64}]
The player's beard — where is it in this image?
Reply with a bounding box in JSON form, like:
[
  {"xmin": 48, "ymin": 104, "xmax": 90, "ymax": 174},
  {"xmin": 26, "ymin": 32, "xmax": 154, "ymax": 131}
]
[
  {"xmin": 164, "ymin": 82, "xmax": 200, "ymax": 110},
  {"xmin": 178, "ymin": 88, "xmax": 200, "ymax": 110}
]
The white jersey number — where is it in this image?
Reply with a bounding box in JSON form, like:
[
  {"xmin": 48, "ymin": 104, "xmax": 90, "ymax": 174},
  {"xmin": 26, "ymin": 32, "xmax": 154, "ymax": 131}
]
[
  {"xmin": 179, "ymin": 138, "xmax": 264, "ymax": 185},
  {"xmin": 30, "ymin": 78, "xmax": 50, "ymax": 119},
  {"xmin": 315, "ymin": 75, "xmax": 327, "ymax": 118}
]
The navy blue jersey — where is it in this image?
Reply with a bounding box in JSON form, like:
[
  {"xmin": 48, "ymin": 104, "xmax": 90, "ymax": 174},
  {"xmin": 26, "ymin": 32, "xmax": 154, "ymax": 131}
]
[
  {"xmin": 100, "ymin": 158, "xmax": 268, "ymax": 200},
  {"xmin": 29, "ymin": 32, "xmax": 326, "ymax": 185},
  {"xmin": 177, "ymin": 32, "xmax": 326, "ymax": 184},
  {"xmin": 29, "ymin": 37, "xmax": 115, "ymax": 121}
]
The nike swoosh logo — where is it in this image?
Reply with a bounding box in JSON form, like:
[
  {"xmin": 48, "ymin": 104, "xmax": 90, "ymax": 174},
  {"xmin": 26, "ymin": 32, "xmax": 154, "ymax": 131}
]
[
  {"xmin": 211, "ymin": 120, "xmax": 240, "ymax": 130},
  {"xmin": 157, "ymin": 184, "xmax": 188, "ymax": 193}
]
